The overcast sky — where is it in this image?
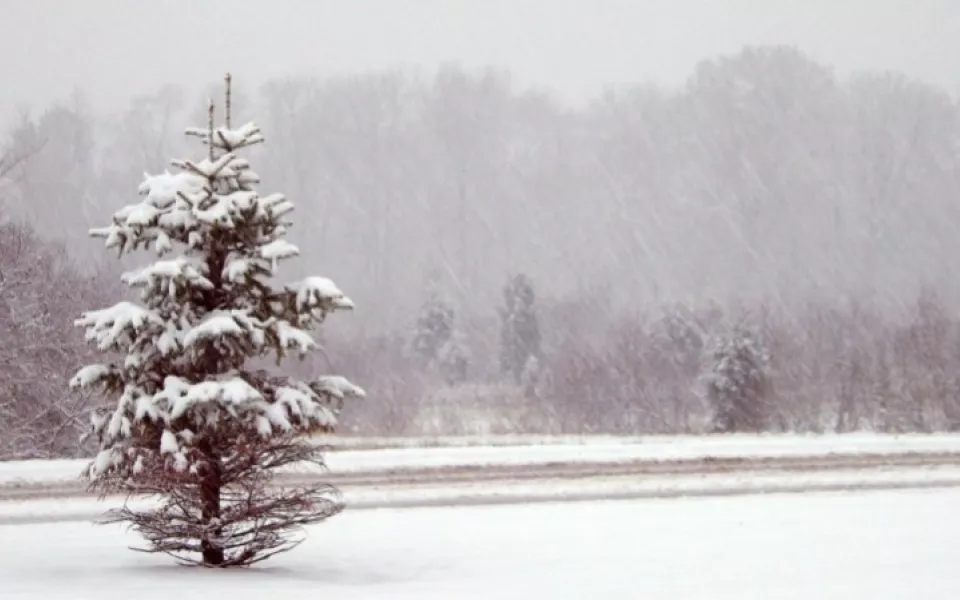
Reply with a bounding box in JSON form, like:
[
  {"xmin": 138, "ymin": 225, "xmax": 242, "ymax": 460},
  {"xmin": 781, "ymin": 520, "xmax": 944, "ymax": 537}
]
[{"xmin": 1, "ymin": 0, "xmax": 958, "ymax": 121}]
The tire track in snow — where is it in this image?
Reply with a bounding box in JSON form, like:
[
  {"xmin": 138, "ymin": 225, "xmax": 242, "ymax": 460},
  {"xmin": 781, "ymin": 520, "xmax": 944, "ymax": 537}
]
[
  {"xmin": 2, "ymin": 451, "xmax": 960, "ymax": 527},
  {"xmin": 4, "ymin": 468, "xmax": 960, "ymax": 526},
  {"xmin": 4, "ymin": 450, "xmax": 960, "ymax": 501}
]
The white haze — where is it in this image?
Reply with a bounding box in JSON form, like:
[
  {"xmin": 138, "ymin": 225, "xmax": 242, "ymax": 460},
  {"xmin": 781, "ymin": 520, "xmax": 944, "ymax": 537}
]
[
  {"xmin": 2, "ymin": 0, "xmax": 959, "ymax": 321},
  {"xmin": 1, "ymin": 0, "xmax": 958, "ymax": 124},
  {"xmin": 5, "ymin": 0, "xmax": 960, "ymax": 443}
]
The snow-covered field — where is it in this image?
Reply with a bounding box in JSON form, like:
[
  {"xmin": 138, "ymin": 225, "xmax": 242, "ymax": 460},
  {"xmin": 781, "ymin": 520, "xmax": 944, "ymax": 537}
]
[
  {"xmin": 1, "ymin": 488, "xmax": 956, "ymax": 599},
  {"xmin": 3, "ymin": 434, "xmax": 958, "ymax": 596},
  {"xmin": 4, "ymin": 432, "xmax": 960, "ymax": 486}
]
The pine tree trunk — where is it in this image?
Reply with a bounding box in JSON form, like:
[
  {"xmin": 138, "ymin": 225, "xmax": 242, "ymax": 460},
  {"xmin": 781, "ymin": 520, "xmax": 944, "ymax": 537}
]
[
  {"xmin": 198, "ymin": 440, "xmax": 224, "ymax": 566},
  {"xmin": 200, "ymin": 247, "xmax": 227, "ymax": 567}
]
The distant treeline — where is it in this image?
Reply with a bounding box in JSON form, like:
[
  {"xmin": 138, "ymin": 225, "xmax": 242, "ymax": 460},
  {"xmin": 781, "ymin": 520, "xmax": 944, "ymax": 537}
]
[{"xmin": 3, "ymin": 45, "xmax": 959, "ymax": 456}]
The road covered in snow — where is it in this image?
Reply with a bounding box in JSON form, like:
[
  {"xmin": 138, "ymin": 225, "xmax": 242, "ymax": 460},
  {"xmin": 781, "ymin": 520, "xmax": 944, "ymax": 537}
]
[
  {"xmin": 6, "ymin": 432, "xmax": 960, "ymax": 486},
  {"xmin": 2, "ymin": 433, "xmax": 960, "ymax": 524},
  {"xmin": 1, "ymin": 488, "xmax": 957, "ymax": 599}
]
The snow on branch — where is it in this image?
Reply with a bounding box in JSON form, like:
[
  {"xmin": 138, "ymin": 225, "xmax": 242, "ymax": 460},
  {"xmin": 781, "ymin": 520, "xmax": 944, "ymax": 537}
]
[
  {"xmin": 158, "ymin": 376, "xmax": 264, "ymax": 421},
  {"xmin": 271, "ymin": 320, "xmax": 316, "ymax": 355},
  {"xmin": 69, "ymin": 363, "xmax": 123, "ymax": 393},
  {"xmin": 290, "ymin": 276, "xmax": 355, "ymax": 314},
  {"xmin": 260, "ymin": 239, "xmax": 299, "ymax": 272},
  {"xmin": 182, "ymin": 312, "xmax": 250, "ymax": 348},
  {"xmin": 313, "ymin": 375, "xmax": 367, "ymax": 401},
  {"xmin": 121, "ymin": 257, "xmax": 213, "ymax": 293},
  {"xmin": 185, "ymin": 122, "xmax": 265, "ymax": 152},
  {"xmin": 254, "ymin": 376, "xmax": 366, "ymax": 436},
  {"xmin": 75, "ymin": 302, "xmax": 162, "ymax": 353}
]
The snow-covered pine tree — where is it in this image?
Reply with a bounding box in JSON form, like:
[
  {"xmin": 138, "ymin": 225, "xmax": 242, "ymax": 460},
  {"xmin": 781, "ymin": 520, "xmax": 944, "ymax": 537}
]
[
  {"xmin": 702, "ymin": 322, "xmax": 770, "ymax": 433},
  {"xmin": 436, "ymin": 329, "xmax": 470, "ymax": 385},
  {"xmin": 410, "ymin": 289, "xmax": 469, "ymax": 385},
  {"xmin": 411, "ymin": 291, "xmax": 454, "ymax": 366},
  {"xmin": 70, "ymin": 76, "xmax": 364, "ymax": 568},
  {"xmin": 498, "ymin": 274, "xmax": 541, "ymax": 385}
]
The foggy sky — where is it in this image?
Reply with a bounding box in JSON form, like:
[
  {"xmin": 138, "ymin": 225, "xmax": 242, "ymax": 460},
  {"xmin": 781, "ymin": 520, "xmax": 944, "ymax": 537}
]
[{"xmin": 2, "ymin": 0, "xmax": 958, "ymax": 125}]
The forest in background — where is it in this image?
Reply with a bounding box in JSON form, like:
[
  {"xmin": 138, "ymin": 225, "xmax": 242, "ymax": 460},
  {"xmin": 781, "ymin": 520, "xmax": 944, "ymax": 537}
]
[{"xmin": 3, "ymin": 44, "xmax": 960, "ymax": 458}]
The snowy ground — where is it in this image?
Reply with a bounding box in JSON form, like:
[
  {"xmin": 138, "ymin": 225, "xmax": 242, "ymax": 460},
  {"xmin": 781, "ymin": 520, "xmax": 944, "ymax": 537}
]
[
  {"xmin": 4, "ymin": 464, "xmax": 960, "ymax": 525},
  {"xmin": 313, "ymin": 431, "xmax": 960, "ymax": 450},
  {"xmin": 4, "ymin": 432, "xmax": 960, "ymax": 486},
  {"xmin": 1, "ymin": 488, "xmax": 956, "ymax": 599}
]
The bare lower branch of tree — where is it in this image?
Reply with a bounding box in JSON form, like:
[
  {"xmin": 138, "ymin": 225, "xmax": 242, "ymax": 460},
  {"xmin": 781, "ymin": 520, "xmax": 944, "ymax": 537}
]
[{"xmin": 89, "ymin": 433, "xmax": 343, "ymax": 567}]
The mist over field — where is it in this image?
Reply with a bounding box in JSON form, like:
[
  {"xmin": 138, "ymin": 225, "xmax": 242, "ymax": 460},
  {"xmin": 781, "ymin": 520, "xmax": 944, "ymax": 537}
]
[{"xmin": 2, "ymin": 0, "xmax": 960, "ymax": 458}]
